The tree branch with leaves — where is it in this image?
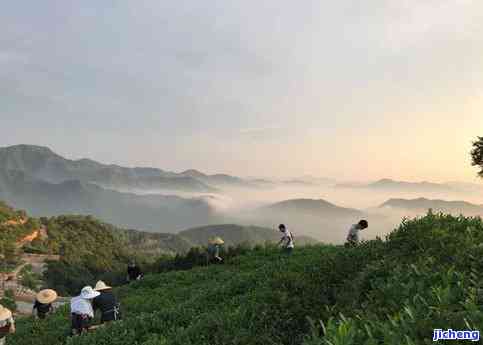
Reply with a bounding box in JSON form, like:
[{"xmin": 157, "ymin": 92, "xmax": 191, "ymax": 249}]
[{"xmin": 471, "ymin": 136, "xmax": 483, "ymax": 178}]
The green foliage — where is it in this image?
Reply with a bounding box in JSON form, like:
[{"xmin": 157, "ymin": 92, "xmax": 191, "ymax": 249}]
[
  {"xmin": 0, "ymin": 241, "xmax": 18, "ymax": 265},
  {"xmin": 41, "ymin": 215, "xmax": 137, "ymax": 295},
  {"xmin": 0, "ymin": 201, "xmax": 25, "ymax": 223},
  {"xmin": 148, "ymin": 242, "xmax": 253, "ymax": 273},
  {"xmin": 471, "ymin": 136, "xmax": 483, "ymax": 178},
  {"xmin": 0, "ymin": 201, "xmax": 40, "ymax": 265},
  {"xmin": 19, "ymin": 264, "xmax": 42, "ymax": 291},
  {"xmin": 9, "ymin": 213, "xmax": 483, "ymax": 345},
  {"xmin": 0, "ymin": 290, "xmax": 17, "ymax": 312}
]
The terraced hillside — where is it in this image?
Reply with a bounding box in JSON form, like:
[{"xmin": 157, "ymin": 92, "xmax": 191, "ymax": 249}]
[{"xmin": 9, "ymin": 213, "xmax": 483, "ymax": 345}]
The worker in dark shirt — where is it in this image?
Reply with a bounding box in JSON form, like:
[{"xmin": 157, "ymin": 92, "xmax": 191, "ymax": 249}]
[
  {"xmin": 33, "ymin": 289, "xmax": 57, "ymax": 319},
  {"xmin": 127, "ymin": 261, "xmax": 143, "ymax": 282},
  {"xmin": 93, "ymin": 281, "xmax": 121, "ymax": 323}
]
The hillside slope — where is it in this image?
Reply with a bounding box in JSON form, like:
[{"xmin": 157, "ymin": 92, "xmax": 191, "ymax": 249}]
[
  {"xmin": 10, "ymin": 213, "xmax": 483, "ymax": 345},
  {"xmin": 2, "ymin": 202, "xmax": 313, "ymax": 295}
]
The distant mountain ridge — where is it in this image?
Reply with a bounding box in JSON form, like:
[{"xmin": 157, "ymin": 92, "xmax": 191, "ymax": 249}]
[
  {"xmin": 0, "ymin": 168, "xmax": 217, "ymax": 231},
  {"xmin": 180, "ymin": 169, "xmax": 259, "ymax": 188},
  {"xmin": 0, "ymin": 145, "xmax": 212, "ymax": 192},
  {"xmin": 368, "ymin": 179, "xmax": 454, "ymax": 192},
  {"xmin": 336, "ymin": 178, "xmax": 456, "ymax": 193},
  {"xmin": 262, "ymin": 198, "xmax": 363, "ymax": 218},
  {"xmin": 380, "ymin": 197, "xmax": 483, "ymax": 215},
  {"xmin": 0, "ymin": 145, "xmax": 249, "ymax": 192}
]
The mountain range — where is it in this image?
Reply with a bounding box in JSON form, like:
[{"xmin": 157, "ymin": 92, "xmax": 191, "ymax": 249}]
[
  {"xmin": 336, "ymin": 178, "xmax": 456, "ymax": 193},
  {"xmin": 0, "ymin": 167, "xmax": 217, "ymax": 232},
  {"xmin": 261, "ymin": 198, "xmax": 363, "ymax": 218},
  {"xmin": 2, "ymin": 144, "xmax": 483, "ymax": 240},
  {"xmin": 0, "ymin": 145, "xmax": 249, "ymax": 192},
  {"xmin": 380, "ymin": 197, "xmax": 483, "ymax": 216}
]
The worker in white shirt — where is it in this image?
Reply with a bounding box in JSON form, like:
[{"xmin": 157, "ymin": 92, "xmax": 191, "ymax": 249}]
[
  {"xmin": 278, "ymin": 224, "xmax": 295, "ymax": 254},
  {"xmin": 70, "ymin": 286, "xmax": 100, "ymax": 336},
  {"xmin": 346, "ymin": 220, "xmax": 368, "ymax": 247}
]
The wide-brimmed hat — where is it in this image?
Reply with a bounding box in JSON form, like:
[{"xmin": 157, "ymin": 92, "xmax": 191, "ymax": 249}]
[
  {"xmin": 36, "ymin": 289, "xmax": 58, "ymax": 304},
  {"xmin": 80, "ymin": 286, "xmax": 100, "ymax": 300},
  {"xmin": 0, "ymin": 305, "xmax": 12, "ymax": 322},
  {"xmin": 209, "ymin": 237, "xmax": 224, "ymax": 245},
  {"xmin": 94, "ymin": 281, "xmax": 112, "ymax": 291}
]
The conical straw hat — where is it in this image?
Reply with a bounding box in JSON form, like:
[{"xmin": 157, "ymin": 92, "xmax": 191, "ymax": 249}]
[
  {"xmin": 209, "ymin": 237, "xmax": 224, "ymax": 245},
  {"xmin": 94, "ymin": 280, "xmax": 112, "ymax": 291},
  {"xmin": 36, "ymin": 289, "xmax": 58, "ymax": 304},
  {"xmin": 0, "ymin": 305, "xmax": 12, "ymax": 322}
]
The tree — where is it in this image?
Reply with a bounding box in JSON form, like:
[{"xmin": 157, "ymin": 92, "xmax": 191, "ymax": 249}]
[
  {"xmin": 471, "ymin": 136, "xmax": 483, "ymax": 178},
  {"xmin": 1, "ymin": 241, "xmax": 17, "ymax": 264}
]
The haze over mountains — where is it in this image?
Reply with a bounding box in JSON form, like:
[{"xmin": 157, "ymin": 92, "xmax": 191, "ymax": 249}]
[
  {"xmin": 0, "ymin": 145, "xmax": 246, "ymax": 192},
  {"xmin": 379, "ymin": 197, "xmax": 483, "ymax": 216},
  {"xmin": 1, "ymin": 144, "xmax": 483, "ymax": 243},
  {"xmin": 336, "ymin": 178, "xmax": 474, "ymax": 194}
]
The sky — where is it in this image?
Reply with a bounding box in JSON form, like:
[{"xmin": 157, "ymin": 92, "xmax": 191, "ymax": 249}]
[{"xmin": 1, "ymin": 0, "xmax": 483, "ymax": 182}]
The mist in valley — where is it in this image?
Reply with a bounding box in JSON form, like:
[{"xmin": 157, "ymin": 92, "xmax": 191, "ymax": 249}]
[{"xmin": 112, "ymin": 180, "xmax": 483, "ymax": 244}]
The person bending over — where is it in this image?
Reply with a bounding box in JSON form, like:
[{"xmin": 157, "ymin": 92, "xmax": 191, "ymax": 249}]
[
  {"xmin": 33, "ymin": 289, "xmax": 58, "ymax": 319},
  {"xmin": 278, "ymin": 224, "xmax": 295, "ymax": 255},
  {"xmin": 346, "ymin": 220, "xmax": 368, "ymax": 247},
  {"xmin": 93, "ymin": 281, "xmax": 121, "ymax": 323}
]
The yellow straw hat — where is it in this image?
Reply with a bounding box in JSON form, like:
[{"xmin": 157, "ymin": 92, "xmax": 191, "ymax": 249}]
[
  {"xmin": 0, "ymin": 305, "xmax": 12, "ymax": 322},
  {"xmin": 36, "ymin": 289, "xmax": 58, "ymax": 304},
  {"xmin": 209, "ymin": 237, "xmax": 224, "ymax": 245},
  {"xmin": 94, "ymin": 280, "xmax": 112, "ymax": 291}
]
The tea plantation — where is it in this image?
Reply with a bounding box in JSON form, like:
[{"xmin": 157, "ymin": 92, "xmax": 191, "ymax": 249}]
[{"xmin": 9, "ymin": 213, "xmax": 483, "ymax": 345}]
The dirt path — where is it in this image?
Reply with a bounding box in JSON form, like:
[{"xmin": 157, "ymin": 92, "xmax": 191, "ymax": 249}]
[
  {"xmin": 15, "ymin": 225, "xmax": 48, "ymax": 249},
  {"xmin": 1, "ymin": 244, "xmax": 59, "ymax": 303},
  {"xmin": 21, "ymin": 253, "xmax": 60, "ymax": 275}
]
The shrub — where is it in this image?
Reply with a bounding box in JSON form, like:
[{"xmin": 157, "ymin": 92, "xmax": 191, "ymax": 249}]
[{"xmin": 10, "ymin": 214, "xmax": 483, "ymax": 345}]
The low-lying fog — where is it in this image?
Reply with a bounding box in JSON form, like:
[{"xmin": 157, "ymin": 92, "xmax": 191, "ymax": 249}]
[{"xmin": 113, "ymin": 182, "xmax": 483, "ymax": 244}]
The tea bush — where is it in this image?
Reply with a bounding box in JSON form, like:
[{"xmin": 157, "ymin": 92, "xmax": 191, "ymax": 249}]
[{"xmin": 9, "ymin": 213, "xmax": 483, "ymax": 345}]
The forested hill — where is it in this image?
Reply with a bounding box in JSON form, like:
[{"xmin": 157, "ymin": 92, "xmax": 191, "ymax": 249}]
[
  {"xmin": 0, "ymin": 201, "xmax": 40, "ymax": 266},
  {"xmin": 1, "ymin": 201, "xmax": 316, "ymax": 294},
  {"xmin": 0, "ymin": 200, "xmax": 26, "ymax": 223},
  {"xmin": 10, "ymin": 212, "xmax": 483, "ymax": 345}
]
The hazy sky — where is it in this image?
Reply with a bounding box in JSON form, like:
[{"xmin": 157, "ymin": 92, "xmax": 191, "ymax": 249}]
[{"xmin": 1, "ymin": 1, "xmax": 483, "ymax": 182}]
